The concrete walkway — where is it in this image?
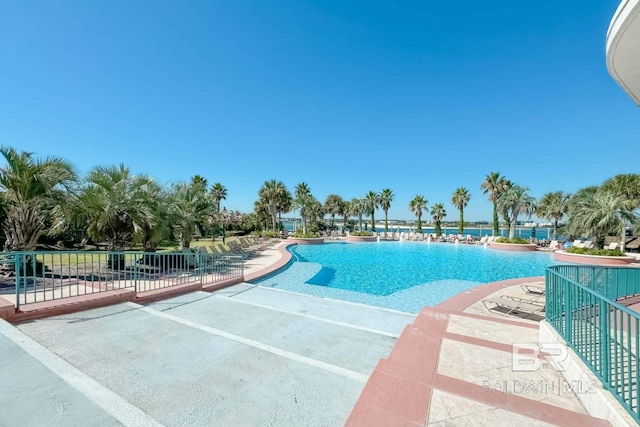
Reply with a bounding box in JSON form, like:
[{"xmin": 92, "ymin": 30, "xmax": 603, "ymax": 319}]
[{"xmin": 0, "ymin": 282, "xmax": 414, "ymax": 426}]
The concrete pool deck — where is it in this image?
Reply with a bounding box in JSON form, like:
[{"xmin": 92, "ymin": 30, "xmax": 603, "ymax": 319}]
[{"xmin": 0, "ymin": 240, "xmax": 625, "ymax": 425}]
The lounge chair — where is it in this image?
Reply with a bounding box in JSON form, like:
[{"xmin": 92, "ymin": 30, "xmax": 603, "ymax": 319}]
[
  {"xmin": 582, "ymin": 241, "xmax": 593, "ymax": 249},
  {"xmin": 520, "ymin": 284, "xmax": 545, "ymax": 296},
  {"xmin": 572, "ymin": 240, "xmax": 584, "ymax": 248},
  {"xmin": 607, "ymin": 242, "xmax": 619, "ymax": 250},
  {"xmin": 547, "ymin": 240, "xmax": 560, "ymax": 251},
  {"xmin": 482, "ymin": 296, "xmax": 545, "ymax": 316}
]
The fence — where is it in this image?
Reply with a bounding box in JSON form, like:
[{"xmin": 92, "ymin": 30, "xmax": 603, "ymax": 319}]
[
  {"xmin": 2, "ymin": 251, "xmax": 244, "ymax": 309},
  {"xmin": 546, "ymin": 265, "xmax": 639, "ymax": 422}
]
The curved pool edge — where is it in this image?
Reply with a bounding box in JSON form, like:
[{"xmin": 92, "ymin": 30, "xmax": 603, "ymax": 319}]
[
  {"xmin": 436, "ymin": 276, "xmax": 545, "ymax": 312},
  {"xmin": 244, "ymin": 243, "xmax": 296, "ymax": 283}
]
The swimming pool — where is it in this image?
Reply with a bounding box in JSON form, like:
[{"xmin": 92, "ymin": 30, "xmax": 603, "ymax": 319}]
[{"xmin": 255, "ymin": 242, "xmax": 556, "ymax": 313}]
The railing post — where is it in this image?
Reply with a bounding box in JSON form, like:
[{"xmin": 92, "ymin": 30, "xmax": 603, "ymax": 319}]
[
  {"xmin": 599, "ymin": 299, "xmax": 609, "ymax": 381},
  {"xmin": 14, "ymin": 253, "xmax": 20, "ymax": 310},
  {"xmin": 564, "ymin": 277, "xmax": 572, "ymax": 342},
  {"xmin": 134, "ymin": 252, "xmax": 139, "ymax": 293}
]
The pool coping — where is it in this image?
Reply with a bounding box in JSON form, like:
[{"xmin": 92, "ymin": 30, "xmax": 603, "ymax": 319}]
[{"xmin": 244, "ymin": 242, "xmax": 295, "ymax": 283}]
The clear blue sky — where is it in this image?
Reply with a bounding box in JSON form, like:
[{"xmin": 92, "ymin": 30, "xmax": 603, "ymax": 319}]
[{"xmin": 1, "ymin": 1, "xmax": 637, "ymax": 221}]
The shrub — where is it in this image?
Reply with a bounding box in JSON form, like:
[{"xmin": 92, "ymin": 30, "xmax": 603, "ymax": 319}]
[
  {"xmin": 262, "ymin": 231, "xmax": 279, "ymax": 238},
  {"xmin": 350, "ymin": 231, "xmax": 373, "ymax": 237},
  {"xmin": 565, "ymin": 247, "xmax": 625, "ymax": 256},
  {"xmin": 292, "ymin": 231, "xmax": 319, "ymax": 238},
  {"xmin": 495, "ymin": 237, "xmax": 530, "ymax": 244}
]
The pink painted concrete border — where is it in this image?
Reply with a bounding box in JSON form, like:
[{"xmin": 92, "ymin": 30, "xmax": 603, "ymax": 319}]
[
  {"xmin": 287, "ymin": 237, "xmax": 324, "ymax": 245},
  {"xmin": 488, "ymin": 242, "xmax": 538, "ymax": 251},
  {"xmin": 554, "ymin": 250, "xmax": 637, "ymax": 265},
  {"xmin": 244, "ymin": 243, "xmax": 294, "ymax": 283},
  {"xmin": 346, "ymin": 236, "xmax": 377, "ymax": 242}
]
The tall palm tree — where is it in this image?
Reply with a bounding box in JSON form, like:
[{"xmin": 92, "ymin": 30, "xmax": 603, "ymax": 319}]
[
  {"xmin": 295, "ymin": 182, "xmax": 311, "ymax": 198},
  {"xmin": 602, "ymin": 174, "xmax": 640, "ymax": 209},
  {"xmin": 258, "ymin": 180, "xmax": 287, "ymax": 231},
  {"xmin": 430, "ymin": 203, "xmax": 447, "ymax": 237},
  {"xmin": 324, "ymin": 194, "xmax": 344, "ymax": 230},
  {"xmin": 451, "ymin": 187, "xmax": 471, "ymax": 235},
  {"xmin": 275, "ymin": 186, "xmax": 292, "ymax": 230},
  {"xmin": 481, "ymin": 172, "xmax": 507, "ymax": 236},
  {"xmin": 497, "ymin": 185, "xmax": 536, "ymax": 239},
  {"xmin": 306, "ymin": 198, "xmax": 325, "ymax": 230},
  {"xmin": 253, "ymin": 199, "xmax": 271, "ymax": 231},
  {"xmin": 293, "ymin": 192, "xmax": 319, "ymax": 235},
  {"xmin": 566, "ymin": 187, "xmax": 638, "ymax": 249},
  {"xmin": 351, "ymin": 198, "xmax": 366, "ymax": 231},
  {"xmin": 602, "ymin": 174, "xmax": 640, "ymax": 249},
  {"xmin": 498, "ymin": 179, "xmax": 514, "ymax": 233},
  {"xmin": 379, "ymin": 188, "xmax": 394, "ymax": 233},
  {"xmin": 409, "ymin": 195, "xmax": 428, "ymax": 233},
  {"xmin": 342, "ymin": 200, "xmax": 352, "ymax": 232},
  {"xmin": 191, "ymin": 175, "xmax": 208, "ymax": 188},
  {"xmin": 0, "ymin": 147, "xmax": 77, "ymax": 251},
  {"xmin": 537, "ymin": 191, "xmax": 569, "ymax": 240},
  {"xmin": 364, "ymin": 191, "xmax": 380, "ymax": 232},
  {"xmin": 209, "ymin": 182, "xmax": 227, "ymax": 213}
]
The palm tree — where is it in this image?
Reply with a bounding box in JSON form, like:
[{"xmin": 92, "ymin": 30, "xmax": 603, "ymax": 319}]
[
  {"xmin": 253, "ymin": 199, "xmax": 271, "ymax": 231},
  {"xmin": 567, "ymin": 187, "xmax": 639, "ymax": 249},
  {"xmin": 602, "ymin": 174, "xmax": 640, "ymax": 249},
  {"xmin": 430, "ymin": 203, "xmax": 447, "ymax": 237},
  {"xmin": 293, "ymin": 192, "xmax": 319, "ymax": 235},
  {"xmin": 379, "ymin": 188, "xmax": 394, "ymax": 234},
  {"xmin": 295, "ymin": 182, "xmax": 311, "ymax": 198},
  {"xmin": 342, "ymin": 200, "xmax": 352, "ymax": 232},
  {"xmin": 306, "ymin": 198, "xmax": 325, "ymax": 231},
  {"xmin": 481, "ymin": 172, "xmax": 507, "ymax": 236},
  {"xmin": 293, "ymin": 182, "xmax": 315, "ymax": 234},
  {"xmin": 167, "ymin": 181, "xmax": 211, "ymax": 249},
  {"xmin": 191, "ymin": 175, "xmax": 208, "ymax": 188},
  {"xmin": 498, "ymin": 179, "xmax": 514, "ymax": 233},
  {"xmin": 351, "ymin": 198, "xmax": 366, "ymax": 231},
  {"xmin": 602, "ymin": 174, "xmax": 640, "ymax": 209},
  {"xmin": 497, "ymin": 185, "xmax": 536, "ymax": 239},
  {"xmin": 258, "ymin": 180, "xmax": 288, "ymax": 231},
  {"xmin": 75, "ymin": 165, "xmax": 160, "ymax": 270},
  {"xmin": 451, "ymin": 187, "xmax": 471, "ymax": 235},
  {"xmin": 364, "ymin": 191, "xmax": 380, "ymax": 232},
  {"xmin": 0, "ymin": 147, "xmax": 77, "ymax": 251},
  {"xmin": 324, "ymin": 194, "xmax": 344, "ymax": 231},
  {"xmin": 537, "ymin": 191, "xmax": 569, "ymax": 240},
  {"xmin": 275, "ymin": 186, "xmax": 292, "ymax": 230},
  {"xmin": 209, "ymin": 182, "xmax": 227, "ymax": 213},
  {"xmin": 409, "ymin": 195, "xmax": 428, "ymax": 233}
]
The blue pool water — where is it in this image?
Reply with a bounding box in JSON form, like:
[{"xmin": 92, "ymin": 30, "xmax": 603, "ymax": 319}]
[{"xmin": 256, "ymin": 242, "xmax": 556, "ymax": 313}]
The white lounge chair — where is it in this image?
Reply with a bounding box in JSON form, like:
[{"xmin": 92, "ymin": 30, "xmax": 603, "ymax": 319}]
[{"xmin": 483, "ymin": 296, "xmax": 545, "ymax": 316}]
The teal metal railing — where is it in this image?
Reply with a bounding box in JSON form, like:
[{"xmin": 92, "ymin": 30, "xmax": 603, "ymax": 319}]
[
  {"xmin": 546, "ymin": 265, "xmax": 639, "ymax": 422},
  {"xmin": 7, "ymin": 251, "xmax": 244, "ymax": 310}
]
